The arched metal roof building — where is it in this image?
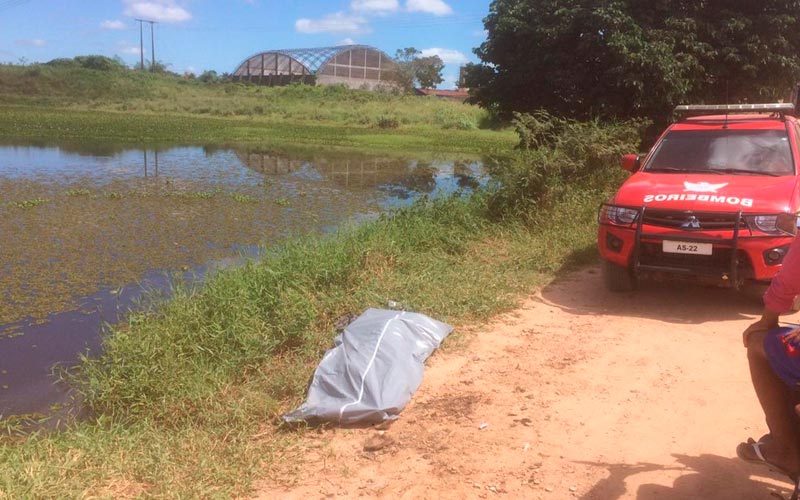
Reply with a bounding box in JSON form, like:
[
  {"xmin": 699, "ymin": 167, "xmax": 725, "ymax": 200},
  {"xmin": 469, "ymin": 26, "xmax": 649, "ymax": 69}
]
[{"xmin": 232, "ymin": 45, "xmax": 398, "ymax": 89}]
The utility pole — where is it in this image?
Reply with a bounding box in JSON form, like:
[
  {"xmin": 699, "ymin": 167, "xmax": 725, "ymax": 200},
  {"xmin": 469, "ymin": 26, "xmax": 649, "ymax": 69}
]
[
  {"xmin": 150, "ymin": 20, "xmax": 156, "ymax": 72},
  {"xmin": 135, "ymin": 19, "xmax": 144, "ymax": 70},
  {"xmin": 134, "ymin": 18, "xmax": 156, "ymax": 71}
]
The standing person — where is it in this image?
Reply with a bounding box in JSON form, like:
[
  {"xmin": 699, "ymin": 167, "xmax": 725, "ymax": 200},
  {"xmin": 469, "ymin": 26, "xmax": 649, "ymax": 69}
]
[{"xmin": 741, "ymin": 230, "xmax": 800, "ymax": 499}]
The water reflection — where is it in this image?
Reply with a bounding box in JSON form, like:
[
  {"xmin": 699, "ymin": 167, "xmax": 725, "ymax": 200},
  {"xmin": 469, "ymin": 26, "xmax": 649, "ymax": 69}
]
[
  {"xmin": 236, "ymin": 151, "xmax": 483, "ymax": 205},
  {"xmin": 0, "ymin": 145, "xmax": 483, "ymax": 204},
  {"xmin": 142, "ymin": 150, "xmax": 159, "ymax": 177},
  {"xmin": 0, "ymin": 143, "xmax": 484, "ymax": 418}
]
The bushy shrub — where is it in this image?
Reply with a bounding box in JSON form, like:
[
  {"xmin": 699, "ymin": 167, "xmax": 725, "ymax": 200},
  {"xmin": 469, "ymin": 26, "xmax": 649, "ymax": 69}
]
[
  {"xmin": 434, "ymin": 107, "xmax": 477, "ymax": 130},
  {"xmin": 73, "ymin": 55, "xmax": 126, "ymax": 71},
  {"xmin": 487, "ymin": 111, "xmax": 648, "ymax": 223},
  {"xmin": 45, "ymin": 58, "xmax": 77, "ymax": 68},
  {"xmin": 23, "ymin": 65, "xmax": 42, "ymax": 77},
  {"xmin": 45, "ymin": 55, "xmax": 126, "ymax": 71},
  {"xmin": 321, "ymin": 84, "xmax": 350, "ymax": 99},
  {"xmin": 198, "ymin": 70, "xmax": 219, "ymax": 83},
  {"xmin": 375, "ymin": 114, "xmax": 400, "ymax": 129}
]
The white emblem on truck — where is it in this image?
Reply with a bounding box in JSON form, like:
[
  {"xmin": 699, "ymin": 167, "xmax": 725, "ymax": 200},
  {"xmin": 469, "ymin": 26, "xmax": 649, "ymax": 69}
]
[{"xmin": 683, "ymin": 181, "xmax": 728, "ymax": 193}]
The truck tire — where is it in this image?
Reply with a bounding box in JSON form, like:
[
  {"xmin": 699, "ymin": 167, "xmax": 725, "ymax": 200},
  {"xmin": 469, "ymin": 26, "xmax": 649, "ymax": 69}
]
[{"xmin": 602, "ymin": 260, "xmax": 637, "ymax": 292}]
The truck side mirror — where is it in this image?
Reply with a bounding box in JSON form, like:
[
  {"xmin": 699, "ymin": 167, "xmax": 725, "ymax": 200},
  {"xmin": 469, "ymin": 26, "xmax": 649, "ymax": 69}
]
[{"xmin": 620, "ymin": 154, "xmax": 640, "ymax": 172}]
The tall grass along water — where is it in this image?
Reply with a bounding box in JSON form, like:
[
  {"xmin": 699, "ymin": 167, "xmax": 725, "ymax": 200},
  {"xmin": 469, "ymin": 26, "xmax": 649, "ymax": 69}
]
[{"xmin": 0, "ymin": 143, "xmax": 485, "ymax": 419}]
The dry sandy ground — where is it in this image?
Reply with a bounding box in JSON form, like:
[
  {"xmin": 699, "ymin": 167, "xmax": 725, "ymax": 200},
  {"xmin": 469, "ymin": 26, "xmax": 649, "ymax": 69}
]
[{"xmin": 255, "ymin": 266, "xmax": 800, "ymax": 499}]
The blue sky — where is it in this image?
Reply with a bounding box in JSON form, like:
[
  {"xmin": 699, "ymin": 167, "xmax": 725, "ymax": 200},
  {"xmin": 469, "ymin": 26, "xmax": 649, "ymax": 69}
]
[{"xmin": 0, "ymin": 0, "xmax": 491, "ymax": 88}]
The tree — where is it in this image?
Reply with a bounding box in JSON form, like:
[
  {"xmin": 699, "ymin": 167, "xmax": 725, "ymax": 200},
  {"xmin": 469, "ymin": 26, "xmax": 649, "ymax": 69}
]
[
  {"xmin": 46, "ymin": 55, "xmax": 127, "ymax": 71},
  {"xmin": 414, "ymin": 56, "xmax": 445, "ymax": 89},
  {"xmin": 198, "ymin": 70, "xmax": 220, "ymax": 83},
  {"xmin": 149, "ymin": 60, "xmax": 171, "ymax": 74},
  {"xmin": 394, "ymin": 47, "xmax": 445, "ymax": 91},
  {"xmin": 467, "ymin": 0, "xmax": 800, "ymax": 122}
]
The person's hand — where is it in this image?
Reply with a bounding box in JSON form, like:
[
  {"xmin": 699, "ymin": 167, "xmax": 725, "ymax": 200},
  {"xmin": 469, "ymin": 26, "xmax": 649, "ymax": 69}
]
[
  {"xmin": 783, "ymin": 327, "xmax": 800, "ymax": 344},
  {"xmin": 743, "ymin": 317, "xmax": 779, "ymax": 348}
]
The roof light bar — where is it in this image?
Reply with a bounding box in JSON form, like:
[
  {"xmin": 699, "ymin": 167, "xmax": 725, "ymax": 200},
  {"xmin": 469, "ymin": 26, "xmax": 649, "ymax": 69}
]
[{"xmin": 674, "ymin": 103, "xmax": 795, "ymax": 117}]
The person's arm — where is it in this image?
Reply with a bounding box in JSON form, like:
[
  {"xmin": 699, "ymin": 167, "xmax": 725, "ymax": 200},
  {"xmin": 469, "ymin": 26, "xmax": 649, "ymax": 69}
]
[
  {"xmin": 764, "ymin": 234, "xmax": 800, "ymax": 314},
  {"xmin": 744, "ymin": 235, "xmax": 800, "ymax": 346},
  {"xmin": 743, "ymin": 308, "xmax": 781, "ymax": 347}
]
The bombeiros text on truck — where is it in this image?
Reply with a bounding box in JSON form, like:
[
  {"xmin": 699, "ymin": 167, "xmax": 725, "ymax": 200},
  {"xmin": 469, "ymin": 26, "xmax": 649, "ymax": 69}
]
[{"xmin": 598, "ymin": 102, "xmax": 800, "ymax": 292}]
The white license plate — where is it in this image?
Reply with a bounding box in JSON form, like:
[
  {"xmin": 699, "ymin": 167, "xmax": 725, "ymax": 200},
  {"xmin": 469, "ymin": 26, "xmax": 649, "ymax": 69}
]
[{"xmin": 662, "ymin": 241, "xmax": 713, "ymax": 255}]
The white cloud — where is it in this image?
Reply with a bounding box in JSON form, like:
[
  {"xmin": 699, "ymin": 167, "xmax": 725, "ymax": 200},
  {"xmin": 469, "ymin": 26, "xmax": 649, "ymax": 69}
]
[
  {"xmin": 123, "ymin": 0, "xmax": 192, "ymax": 23},
  {"xmin": 441, "ymin": 73, "xmax": 457, "ymax": 89},
  {"xmin": 16, "ymin": 39, "xmax": 46, "ymax": 48},
  {"xmin": 338, "ymin": 38, "xmax": 357, "ymax": 46},
  {"xmin": 117, "ymin": 42, "xmax": 141, "ymax": 55},
  {"xmin": 101, "ymin": 19, "xmax": 126, "ymax": 30},
  {"xmin": 406, "ymin": 0, "xmax": 452, "ymax": 16},
  {"xmin": 351, "ymin": 0, "xmax": 399, "ymax": 14},
  {"xmin": 295, "ymin": 12, "xmax": 368, "ymax": 34},
  {"xmin": 420, "ymin": 48, "xmax": 467, "ymax": 64}
]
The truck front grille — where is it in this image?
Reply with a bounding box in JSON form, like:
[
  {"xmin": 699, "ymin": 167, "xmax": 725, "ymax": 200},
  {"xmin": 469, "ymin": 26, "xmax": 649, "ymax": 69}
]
[{"xmin": 642, "ymin": 209, "xmax": 745, "ymax": 231}]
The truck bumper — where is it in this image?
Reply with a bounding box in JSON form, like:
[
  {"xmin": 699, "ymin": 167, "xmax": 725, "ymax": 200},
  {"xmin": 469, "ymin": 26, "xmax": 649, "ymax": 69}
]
[{"xmin": 598, "ymin": 207, "xmax": 793, "ymax": 285}]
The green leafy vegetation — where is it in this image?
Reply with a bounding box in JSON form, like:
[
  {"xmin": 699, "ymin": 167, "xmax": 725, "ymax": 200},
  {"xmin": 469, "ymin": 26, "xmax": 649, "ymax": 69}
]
[
  {"xmin": 0, "ymin": 63, "xmax": 514, "ymax": 155},
  {"xmin": 466, "ymin": 0, "xmax": 800, "ymax": 123},
  {"xmin": 0, "ymin": 172, "xmax": 372, "ymax": 326},
  {"xmin": 394, "ymin": 47, "xmax": 445, "ymax": 90},
  {"xmin": 8, "ymin": 197, "xmax": 49, "ymax": 209},
  {"xmin": 46, "ymin": 55, "xmax": 128, "ymax": 72},
  {"xmin": 486, "ymin": 111, "xmax": 646, "ymax": 222}
]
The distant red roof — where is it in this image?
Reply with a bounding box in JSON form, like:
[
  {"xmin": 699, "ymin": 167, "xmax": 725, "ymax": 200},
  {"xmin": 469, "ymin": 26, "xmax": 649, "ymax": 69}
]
[{"xmin": 414, "ymin": 88, "xmax": 470, "ymax": 102}]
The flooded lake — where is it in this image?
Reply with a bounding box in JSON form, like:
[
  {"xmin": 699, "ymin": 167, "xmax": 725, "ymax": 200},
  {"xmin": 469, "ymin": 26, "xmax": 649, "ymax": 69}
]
[{"xmin": 0, "ymin": 143, "xmax": 484, "ymax": 418}]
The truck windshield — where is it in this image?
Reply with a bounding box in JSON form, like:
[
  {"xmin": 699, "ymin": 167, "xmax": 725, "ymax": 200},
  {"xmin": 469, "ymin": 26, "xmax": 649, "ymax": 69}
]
[{"xmin": 645, "ymin": 129, "xmax": 794, "ymax": 175}]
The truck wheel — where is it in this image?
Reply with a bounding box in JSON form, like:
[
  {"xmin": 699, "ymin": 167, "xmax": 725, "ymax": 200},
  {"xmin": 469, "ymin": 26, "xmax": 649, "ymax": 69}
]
[{"xmin": 602, "ymin": 260, "xmax": 637, "ymax": 292}]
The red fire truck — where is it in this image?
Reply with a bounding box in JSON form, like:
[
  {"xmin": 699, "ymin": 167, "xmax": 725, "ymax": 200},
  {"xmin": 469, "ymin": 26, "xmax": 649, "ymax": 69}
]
[{"xmin": 598, "ymin": 103, "xmax": 800, "ymax": 292}]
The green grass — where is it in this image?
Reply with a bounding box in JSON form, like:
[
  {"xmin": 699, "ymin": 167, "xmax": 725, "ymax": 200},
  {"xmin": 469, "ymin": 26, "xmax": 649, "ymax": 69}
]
[
  {"xmin": 0, "ymin": 189, "xmax": 604, "ymax": 497},
  {"xmin": 0, "ymin": 64, "xmax": 516, "ymax": 155},
  {"xmin": 0, "ymin": 105, "xmax": 514, "ymax": 155},
  {"xmin": 8, "ymin": 197, "xmax": 49, "ymax": 209}
]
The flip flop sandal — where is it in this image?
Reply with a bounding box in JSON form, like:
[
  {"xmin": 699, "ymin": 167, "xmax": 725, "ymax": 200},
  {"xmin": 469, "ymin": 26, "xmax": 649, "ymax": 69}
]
[
  {"xmin": 748, "ymin": 433, "xmax": 773, "ymax": 445},
  {"xmin": 736, "ymin": 441, "xmax": 793, "ymax": 478}
]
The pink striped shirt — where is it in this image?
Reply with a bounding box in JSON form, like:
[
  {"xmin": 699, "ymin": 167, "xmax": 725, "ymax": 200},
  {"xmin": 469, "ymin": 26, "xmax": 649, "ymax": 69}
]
[{"xmin": 764, "ymin": 235, "xmax": 800, "ymax": 313}]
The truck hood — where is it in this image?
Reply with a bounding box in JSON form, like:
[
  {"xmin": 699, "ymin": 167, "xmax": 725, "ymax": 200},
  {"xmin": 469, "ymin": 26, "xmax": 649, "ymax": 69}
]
[{"xmin": 613, "ymin": 172, "xmax": 799, "ymax": 213}]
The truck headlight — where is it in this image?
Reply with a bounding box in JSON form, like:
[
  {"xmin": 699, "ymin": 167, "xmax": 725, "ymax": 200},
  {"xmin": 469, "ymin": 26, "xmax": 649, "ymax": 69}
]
[
  {"xmin": 753, "ymin": 215, "xmax": 779, "ymax": 233},
  {"xmin": 745, "ymin": 213, "xmax": 798, "ymax": 235},
  {"xmin": 599, "ymin": 205, "xmax": 639, "ymax": 226}
]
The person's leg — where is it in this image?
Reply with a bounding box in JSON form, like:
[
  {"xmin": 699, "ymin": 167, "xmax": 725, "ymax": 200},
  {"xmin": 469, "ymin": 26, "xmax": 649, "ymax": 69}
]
[{"xmin": 746, "ymin": 329, "xmax": 800, "ymax": 476}]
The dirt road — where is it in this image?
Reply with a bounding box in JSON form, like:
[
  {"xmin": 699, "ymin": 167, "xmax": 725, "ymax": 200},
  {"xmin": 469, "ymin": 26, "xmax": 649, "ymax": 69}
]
[{"xmin": 256, "ymin": 266, "xmax": 800, "ymax": 499}]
